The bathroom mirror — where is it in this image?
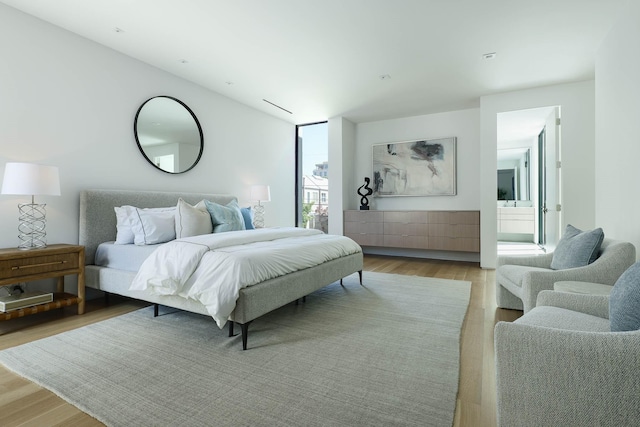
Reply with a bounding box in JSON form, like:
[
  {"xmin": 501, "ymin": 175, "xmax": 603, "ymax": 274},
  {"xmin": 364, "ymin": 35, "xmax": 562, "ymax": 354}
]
[
  {"xmin": 497, "ymin": 148, "xmax": 530, "ymax": 200},
  {"xmin": 134, "ymin": 96, "xmax": 203, "ymax": 174}
]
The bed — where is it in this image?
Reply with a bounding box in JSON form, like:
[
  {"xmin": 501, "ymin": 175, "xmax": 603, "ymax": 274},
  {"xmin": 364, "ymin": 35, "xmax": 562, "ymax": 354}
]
[{"xmin": 79, "ymin": 189, "xmax": 363, "ymax": 350}]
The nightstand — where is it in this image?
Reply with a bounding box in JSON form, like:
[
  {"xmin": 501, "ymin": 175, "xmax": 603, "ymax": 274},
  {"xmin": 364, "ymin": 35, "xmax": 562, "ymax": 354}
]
[{"xmin": 0, "ymin": 244, "xmax": 85, "ymax": 321}]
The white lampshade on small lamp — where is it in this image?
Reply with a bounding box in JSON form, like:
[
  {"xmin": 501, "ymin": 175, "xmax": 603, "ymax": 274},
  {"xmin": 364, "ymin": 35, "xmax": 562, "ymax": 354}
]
[
  {"xmin": 250, "ymin": 184, "xmax": 270, "ymax": 228},
  {"xmin": 1, "ymin": 162, "xmax": 61, "ymax": 250}
]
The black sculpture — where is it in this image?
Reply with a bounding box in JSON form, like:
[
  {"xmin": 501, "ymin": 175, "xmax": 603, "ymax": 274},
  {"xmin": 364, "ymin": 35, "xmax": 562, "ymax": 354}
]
[{"xmin": 357, "ymin": 177, "xmax": 373, "ymax": 210}]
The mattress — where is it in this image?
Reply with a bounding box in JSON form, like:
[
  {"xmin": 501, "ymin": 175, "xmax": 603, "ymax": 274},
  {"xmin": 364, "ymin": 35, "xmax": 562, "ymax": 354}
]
[{"xmin": 95, "ymin": 242, "xmax": 161, "ymax": 272}]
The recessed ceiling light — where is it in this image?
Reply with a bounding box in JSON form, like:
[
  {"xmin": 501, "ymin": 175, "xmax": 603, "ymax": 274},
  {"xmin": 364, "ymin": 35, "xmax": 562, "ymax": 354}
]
[
  {"xmin": 379, "ymin": 74, "xmax": 391, "ymax": 80},
  {"xmin": 482, "ymin": 52, "xmax": 497, "ymax": 60}
]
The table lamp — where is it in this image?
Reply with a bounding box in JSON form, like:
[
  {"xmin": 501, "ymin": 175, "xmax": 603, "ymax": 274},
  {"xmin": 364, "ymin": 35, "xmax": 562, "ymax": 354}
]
[
  {"xmin": 250, "ymin": 185, "xmax": 270, "ymax": 228},
  {"xmin": 1, "ymin": 162, "xmax": 61, "ymax": 249}
]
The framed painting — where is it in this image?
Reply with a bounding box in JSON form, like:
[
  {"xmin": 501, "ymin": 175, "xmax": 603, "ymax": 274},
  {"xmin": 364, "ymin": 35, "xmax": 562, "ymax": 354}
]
[{"xmin": 372, "ymin": 137, "xmax": 457, "ymax": 196}]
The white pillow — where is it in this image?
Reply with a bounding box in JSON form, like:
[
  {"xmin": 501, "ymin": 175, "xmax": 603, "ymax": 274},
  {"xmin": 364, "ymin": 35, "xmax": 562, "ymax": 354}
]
[
  {"xmin": 129, "ymin": 207, "xmax": 177, "ymax": 245},
  {"xmin": 175, "ymin": 198, "xmax": 212, "ymax": 238},
  {"xmin": 114, "ymin": 205, "xmax": 136, "ymax": 244}
]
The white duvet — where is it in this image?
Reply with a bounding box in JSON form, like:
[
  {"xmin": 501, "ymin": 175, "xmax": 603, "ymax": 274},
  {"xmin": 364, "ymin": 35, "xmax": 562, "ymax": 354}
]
[{"xmin": 129, "ymin": 227, "xmax": 362, "ymax": 328}]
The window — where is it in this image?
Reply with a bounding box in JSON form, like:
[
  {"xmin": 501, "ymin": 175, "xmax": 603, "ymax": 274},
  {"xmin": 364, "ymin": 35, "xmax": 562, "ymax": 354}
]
[{"xmin": 296, "ymin": 122, "xmax": 328, "ymax": 233}]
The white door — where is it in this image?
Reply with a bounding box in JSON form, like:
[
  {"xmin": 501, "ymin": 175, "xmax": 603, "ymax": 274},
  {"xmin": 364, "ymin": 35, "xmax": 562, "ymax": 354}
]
[{"xmin": 541, "ymin": 107, "xmax": 562, "ymax": 251}]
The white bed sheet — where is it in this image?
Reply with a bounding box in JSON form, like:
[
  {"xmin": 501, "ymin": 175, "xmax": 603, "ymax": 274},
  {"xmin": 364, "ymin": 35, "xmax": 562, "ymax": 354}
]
[{"xmin": 94, "ymin": 242, "xmax": 161, "ymax": 272}]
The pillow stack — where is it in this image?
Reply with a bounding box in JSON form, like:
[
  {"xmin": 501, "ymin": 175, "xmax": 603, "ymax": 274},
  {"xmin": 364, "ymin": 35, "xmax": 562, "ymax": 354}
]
[
  {"xmin": 114, "ymin": 205, "xmax": 176, "ymax": 245},
  {"xmin": 114, "ymin": 198, "xmax": 255, "ymax": 245}
]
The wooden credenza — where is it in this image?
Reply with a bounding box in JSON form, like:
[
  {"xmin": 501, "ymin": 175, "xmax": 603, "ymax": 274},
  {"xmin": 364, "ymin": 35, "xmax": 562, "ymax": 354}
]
[{"xmin": 344, "ymin": 210, "xmax": 480, "ymax": 253}]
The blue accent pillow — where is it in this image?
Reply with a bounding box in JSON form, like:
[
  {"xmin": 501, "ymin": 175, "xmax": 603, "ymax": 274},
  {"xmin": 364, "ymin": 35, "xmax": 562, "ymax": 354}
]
[
  {"xmin": 610, "ymin": 261, "xmax": 640, "ymax": 331},
  {"xmin": 240, "ymin": 207, "xmax": 254, "ymax": 230},
  {"xmin": 204, "ymin": 200, "xmax": 246, "ymax": 233},
  {"xmin": 550, "ymin": 224, "xmax": 604, "ymax": 270}
]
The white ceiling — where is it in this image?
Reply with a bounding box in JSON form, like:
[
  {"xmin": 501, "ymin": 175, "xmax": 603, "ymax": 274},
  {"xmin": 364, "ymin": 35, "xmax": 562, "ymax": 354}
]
[{"xmin": 0, "ymin": 0, "xmax": 626, "ymax": 125}]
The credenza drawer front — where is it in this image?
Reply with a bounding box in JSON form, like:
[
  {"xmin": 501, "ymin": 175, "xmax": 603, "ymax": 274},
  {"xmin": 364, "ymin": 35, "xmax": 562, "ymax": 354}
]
[
  {"xmin": 0, "ymin": 252, "xmax": 79, "ymax": 279},
  {"xmin": 384, "ymin": 222, "xmax": 428, "ymax": 237},
  {"xmin": 427, "ymin": 224, "xmax": 451, "ymax": 237},
  {"xmin": 428, "ymin": 211, "xmax": 480, "ymax": 225},
  {"xmin": 384, "ymin": 235, "xmax": 428, "ymax": 249},
  {"xmin": 344, "ymin": 221, "xmax": 383, "ymax": 235},
  {"xmin": 345, "ymin": 233, "xmax": 384, "ymax": 247},
  {"xmin": 429, "ymin": 237, "xmax": 480, "ymax": 252},
  {"xmin": 451, "ymin": 224, "xmax": 480, "ymax": 239},
  {"xmin": 383, "ymin": 211, "xmax": 428, "ymax": 224},
  {"xmin": 450, "ymin": 211, "xmax": 480, "ymax": 225},
  {"xmin": 344, "ymin": 210, "xmax": 384, "ymax": 222},
  {"xmin": 427, "ymin": 211, "xmax": 450, "ymax": 224}
]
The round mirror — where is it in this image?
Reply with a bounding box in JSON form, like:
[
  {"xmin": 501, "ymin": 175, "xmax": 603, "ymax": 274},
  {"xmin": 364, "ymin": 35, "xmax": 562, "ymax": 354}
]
[{"xmin": 134, "ymin": 96, "xmax": 203, "ymax": 174}]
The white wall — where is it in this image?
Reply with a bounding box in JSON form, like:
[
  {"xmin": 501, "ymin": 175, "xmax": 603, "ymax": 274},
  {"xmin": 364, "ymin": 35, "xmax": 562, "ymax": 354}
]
[
  {"xmin": 595, "ymin": 0, "xmax": 640, "ymax": 257},
  {"xmin": 327, "ymin": 117, "xmax": 356, "ymax": 236},
  {"xmin": 480, "ymin": 81, "xmax": 596, "ymax": 268},
  {"xmin": 0, "ymin": 4, "xmax": 295, "ymax": 251},
  {"xmin": 354, "ymin": 109, "xmax": 481, "ymax": 211}
]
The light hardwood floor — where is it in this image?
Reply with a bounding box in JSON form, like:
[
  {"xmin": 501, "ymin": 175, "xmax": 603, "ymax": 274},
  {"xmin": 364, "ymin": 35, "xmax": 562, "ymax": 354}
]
[{"xmin": 0, "ymin": 255, "xmax": 522, "ymax": 427}]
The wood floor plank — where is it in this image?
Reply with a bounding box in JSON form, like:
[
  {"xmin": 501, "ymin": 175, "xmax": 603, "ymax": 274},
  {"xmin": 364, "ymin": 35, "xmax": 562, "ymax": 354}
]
[{"xmin": 0, "ymin": 255, "xmax": 521, "ymax": 427}]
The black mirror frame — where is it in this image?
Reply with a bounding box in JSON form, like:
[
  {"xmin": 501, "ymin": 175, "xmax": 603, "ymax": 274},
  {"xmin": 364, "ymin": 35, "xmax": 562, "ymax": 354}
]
[{"xmin": 134, "ymin": 95, "xmax": 204, "ymax": 174}]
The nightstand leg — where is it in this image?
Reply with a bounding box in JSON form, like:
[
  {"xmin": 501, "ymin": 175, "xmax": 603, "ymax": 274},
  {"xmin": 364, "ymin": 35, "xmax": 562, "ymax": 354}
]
[
  {"xmin": 78, "ymin": 270, "xmax": 85, "ymax": 315},
  {"xmin": 56, "ymin": 276, "xmax": 64, "ymax": 293}
]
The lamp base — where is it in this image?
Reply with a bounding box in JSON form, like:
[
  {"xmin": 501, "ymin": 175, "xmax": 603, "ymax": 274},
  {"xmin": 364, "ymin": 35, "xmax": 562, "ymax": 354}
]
[
  {"xmin": 17, "ymin": 202, "xmax": 47, "ymax": 250},
  {"xmin": 252, "ymin": 203, "xmax": 265, "ymax": 229}
]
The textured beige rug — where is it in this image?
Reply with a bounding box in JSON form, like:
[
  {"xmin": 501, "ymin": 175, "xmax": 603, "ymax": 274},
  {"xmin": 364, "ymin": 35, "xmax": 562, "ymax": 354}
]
[{"xmin": 0, "ymin": 272, "xmax": 470, "ymax": 427}]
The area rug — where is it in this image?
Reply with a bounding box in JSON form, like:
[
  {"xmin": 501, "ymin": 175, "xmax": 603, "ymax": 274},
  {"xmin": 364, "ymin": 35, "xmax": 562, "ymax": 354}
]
[{"xmin": 0, "ymin": 272, "xmax": 471, "ymax": 427}]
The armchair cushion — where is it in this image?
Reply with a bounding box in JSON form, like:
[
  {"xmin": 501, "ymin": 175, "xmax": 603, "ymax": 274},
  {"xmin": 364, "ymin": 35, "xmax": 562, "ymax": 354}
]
[
  {"xmin": 610, "ymin": 261, "xmax": 640, "ymax": 332},
  {"xmin": 550, "ymin": 224, "xmax": 604, "ymax": 270}
]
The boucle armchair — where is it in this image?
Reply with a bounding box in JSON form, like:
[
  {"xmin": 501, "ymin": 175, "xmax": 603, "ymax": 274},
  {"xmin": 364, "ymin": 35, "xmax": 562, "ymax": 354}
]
[
  {"xmin": 494, "ymin": 290, "xmax": 640, "ymax": 426},
  {"xmin": 496, "ymin": 238, "xmax": 635, "ymax": 313}
]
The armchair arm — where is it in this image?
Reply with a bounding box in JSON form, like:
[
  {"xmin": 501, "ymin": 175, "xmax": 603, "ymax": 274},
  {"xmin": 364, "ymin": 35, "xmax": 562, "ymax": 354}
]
[
  {"xmin": 536, "ymin": 290, "xmax": 609, "ymax": 319},
  {"xmin": 520, "ymin": 263, "xmax": 627, "ymax": 313},
  {"xmin": 497, "ymin": 252, "xmax": 553, "ymax": 269},
  {"xmin": 495, "ymin": 322, "xmax": 640, "ymax": 426}
]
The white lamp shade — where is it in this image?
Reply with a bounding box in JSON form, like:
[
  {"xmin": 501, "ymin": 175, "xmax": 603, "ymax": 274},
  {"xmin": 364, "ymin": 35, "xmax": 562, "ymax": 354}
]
[
  {"xmin": 250, "ymin": 185, "xmax": 271, "ymax": 202},
  {"xmin": 1, "ymin": 162, "xmax": 61, "ymax": 196}
]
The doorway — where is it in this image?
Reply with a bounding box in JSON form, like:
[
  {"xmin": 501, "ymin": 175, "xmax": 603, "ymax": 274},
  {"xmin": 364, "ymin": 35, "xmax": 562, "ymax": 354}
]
[{"xmin": 497, "ymin": 106, "xmax": 561, "ymax": 255}]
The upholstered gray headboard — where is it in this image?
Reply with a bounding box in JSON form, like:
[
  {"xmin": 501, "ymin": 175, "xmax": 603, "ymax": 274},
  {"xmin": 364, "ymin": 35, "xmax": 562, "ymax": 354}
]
[{"xmin": 79, "ymin": 189, "xmax": 236, "ymax": 265}]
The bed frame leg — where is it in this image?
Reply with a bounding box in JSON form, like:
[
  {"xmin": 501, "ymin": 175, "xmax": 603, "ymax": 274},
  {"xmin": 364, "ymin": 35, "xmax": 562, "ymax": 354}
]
[
  {"xmin": 153, "ymin": 304, "xmax": 159, "ymax": 317},
  {"xmin": 340, "ymin": 271, "xmax": 363, "ymax": 286},
  {"xmin": 228, "ymin": 321, "xmax": 234, "ymax": 337},
  {"xmin": 240, "ymin": 322, "xmax": 251, "ymax": 350}
]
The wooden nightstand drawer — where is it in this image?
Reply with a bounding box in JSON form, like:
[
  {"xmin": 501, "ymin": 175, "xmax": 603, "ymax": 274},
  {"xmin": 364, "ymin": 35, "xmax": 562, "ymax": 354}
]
[{"xmin": 0, "ymin": 252, "xmax": 79, "ymax": 280}]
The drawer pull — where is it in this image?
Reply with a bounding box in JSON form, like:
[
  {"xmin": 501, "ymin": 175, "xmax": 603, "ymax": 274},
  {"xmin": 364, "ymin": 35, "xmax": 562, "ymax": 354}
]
[{"xmin": 12, "ymin": 260, "xmax": 68, "ymax": 270}]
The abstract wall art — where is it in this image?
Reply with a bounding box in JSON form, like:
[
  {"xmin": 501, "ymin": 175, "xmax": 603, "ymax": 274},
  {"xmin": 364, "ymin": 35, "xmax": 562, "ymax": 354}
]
[{"xmin": 372, "ymin": 137, "xmax": 457, "ymax": 196}]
